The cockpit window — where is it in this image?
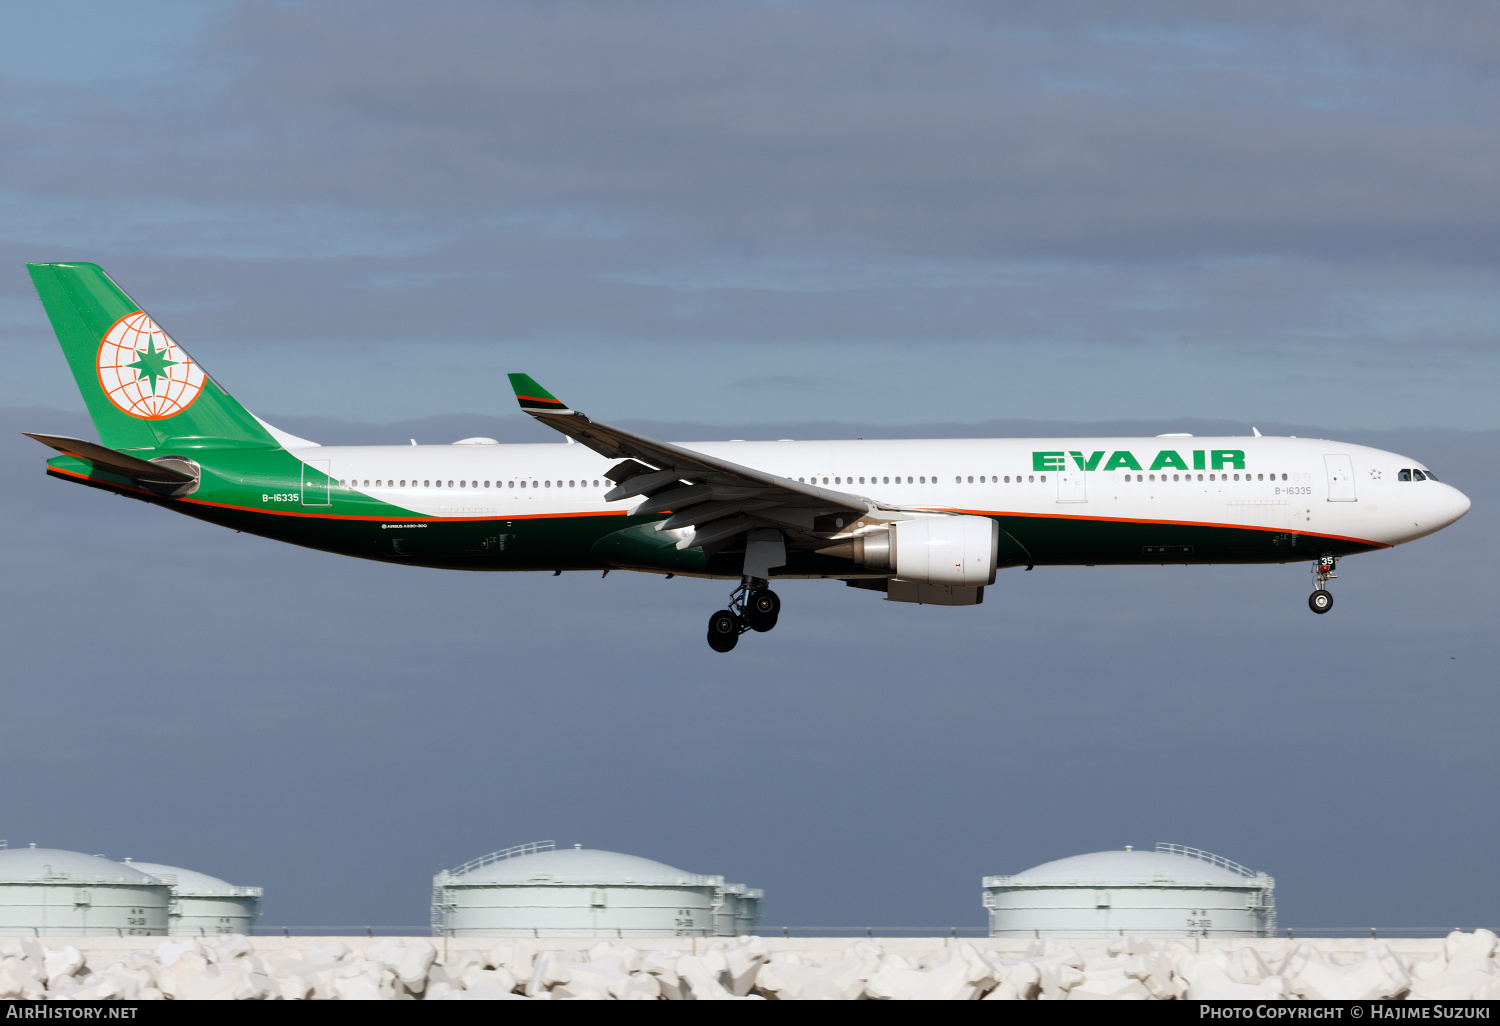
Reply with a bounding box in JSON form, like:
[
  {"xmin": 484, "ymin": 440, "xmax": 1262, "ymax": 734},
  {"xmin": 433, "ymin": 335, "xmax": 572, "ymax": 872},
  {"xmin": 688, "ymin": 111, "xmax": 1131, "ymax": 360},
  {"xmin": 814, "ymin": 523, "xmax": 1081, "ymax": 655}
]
[
  {"xmin": 1398, "ymin": 469, "xmax": 1412, "ymax": 481},
  {"xmin": 1412, "ymin": 470, "xmax": 1427, "ymax": 481},
  {"xmin": 1422, "ymin": 470, "xmax": 1438, "ymax": 481}
]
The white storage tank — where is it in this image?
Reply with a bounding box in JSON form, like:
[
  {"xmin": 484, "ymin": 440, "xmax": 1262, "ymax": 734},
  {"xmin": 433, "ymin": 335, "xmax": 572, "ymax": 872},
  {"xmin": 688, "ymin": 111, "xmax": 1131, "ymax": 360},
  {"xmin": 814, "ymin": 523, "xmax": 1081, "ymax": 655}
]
[
  {"xmin": 983, "ymin": 843, "xmax": 1275, "ymax": 938},
  {"xmin": 432, "ymin": 841, "xmax": 762, "ymax": 938},
  {"xmin": 0, "ymin": 844, "xmax": 170, "ymax": 936},
  {"xmin": 715, "ymin": 883, "xmax": 765, "ymax": 937},
  {"xmin": 121, "ymin": 861, "xmax": 261, "ymax": 936}
]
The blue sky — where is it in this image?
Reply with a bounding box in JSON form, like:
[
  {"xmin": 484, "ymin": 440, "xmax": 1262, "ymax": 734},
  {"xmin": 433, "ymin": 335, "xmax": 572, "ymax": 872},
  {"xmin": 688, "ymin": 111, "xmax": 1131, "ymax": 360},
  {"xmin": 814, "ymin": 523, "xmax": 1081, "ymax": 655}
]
[{"xmin": 2, "ymin": 1, "xmax": 1498, "ymax": 933}]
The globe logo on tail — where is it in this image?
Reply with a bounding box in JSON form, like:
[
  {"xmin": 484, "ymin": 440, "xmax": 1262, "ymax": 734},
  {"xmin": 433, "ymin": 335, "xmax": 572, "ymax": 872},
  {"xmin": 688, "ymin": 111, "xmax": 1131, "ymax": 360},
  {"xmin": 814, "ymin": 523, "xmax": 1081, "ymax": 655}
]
[{"xmin": 96, "ymin": 312, "xmax": 206, "ymax": 419}]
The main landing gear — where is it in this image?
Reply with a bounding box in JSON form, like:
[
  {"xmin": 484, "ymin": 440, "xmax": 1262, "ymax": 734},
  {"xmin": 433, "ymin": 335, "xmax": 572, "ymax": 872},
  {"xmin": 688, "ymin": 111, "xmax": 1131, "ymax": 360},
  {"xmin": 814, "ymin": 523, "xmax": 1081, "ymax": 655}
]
[
  {"xmin": 1308, "ymin": 555, "xmax": 1336, "ymax": 614},
  {"xmin": 706, "ymin": 579, "xmax": 781, "ymax": 652}
]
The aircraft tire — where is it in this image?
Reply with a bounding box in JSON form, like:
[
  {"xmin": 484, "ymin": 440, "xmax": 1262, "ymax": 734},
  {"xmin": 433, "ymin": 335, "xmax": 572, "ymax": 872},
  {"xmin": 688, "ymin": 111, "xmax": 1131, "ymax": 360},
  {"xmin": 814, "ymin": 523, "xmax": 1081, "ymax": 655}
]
[
  {"xmin": 1308, "ymin": 589, "xmax": 1333, "ymax": 614},
  {"xmin": 707, "ymin": 610, "xmax": 741, "ymax": 652},
  {"xmin": 746, "ymin": 589, "xmax": 780, "ymax": 632}
]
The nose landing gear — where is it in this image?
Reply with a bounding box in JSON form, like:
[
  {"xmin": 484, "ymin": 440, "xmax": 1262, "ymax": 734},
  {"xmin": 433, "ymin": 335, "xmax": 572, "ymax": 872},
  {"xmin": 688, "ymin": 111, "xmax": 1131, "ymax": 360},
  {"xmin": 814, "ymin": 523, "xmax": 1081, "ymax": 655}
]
[
  {"xmin": 1308, "ymin": 555, "xmax": 1336, "ymax": 614},
  {"xmin": 705, "ymin": 578, "xmax": 781, "ymax": 652}
]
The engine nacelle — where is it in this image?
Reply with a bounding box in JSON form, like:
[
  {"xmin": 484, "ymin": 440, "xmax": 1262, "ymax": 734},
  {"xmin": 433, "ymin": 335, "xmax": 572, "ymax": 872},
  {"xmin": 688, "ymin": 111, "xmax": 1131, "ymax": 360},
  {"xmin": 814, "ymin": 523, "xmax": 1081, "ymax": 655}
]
[{"xmin": 823, "ymin": 515, "xmax": 998, "ymax": 587}]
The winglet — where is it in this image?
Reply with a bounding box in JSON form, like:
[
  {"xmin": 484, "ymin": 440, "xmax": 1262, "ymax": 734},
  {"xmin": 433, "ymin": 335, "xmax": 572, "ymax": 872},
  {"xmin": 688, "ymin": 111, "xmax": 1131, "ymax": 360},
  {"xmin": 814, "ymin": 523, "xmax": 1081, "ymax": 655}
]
[{"xmin": 507, "ymin": 373, "xmax": 574, "ymax": 415}]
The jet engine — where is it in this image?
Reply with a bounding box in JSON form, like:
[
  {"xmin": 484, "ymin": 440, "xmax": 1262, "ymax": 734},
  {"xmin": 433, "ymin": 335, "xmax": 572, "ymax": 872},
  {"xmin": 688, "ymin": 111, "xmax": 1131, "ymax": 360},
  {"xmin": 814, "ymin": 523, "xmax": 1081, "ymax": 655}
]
[{"xmin": 821, "ymin": 515, "xmax": 999, "ymax": 587}]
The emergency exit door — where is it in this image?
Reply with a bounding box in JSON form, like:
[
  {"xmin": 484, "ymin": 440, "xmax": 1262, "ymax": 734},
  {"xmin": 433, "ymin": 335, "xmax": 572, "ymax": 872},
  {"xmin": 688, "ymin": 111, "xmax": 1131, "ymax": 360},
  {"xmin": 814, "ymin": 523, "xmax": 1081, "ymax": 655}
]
[
  {"xmin": 1324, "ymin": 454, "xmax": 1356, "ymax": 501},
  {"xmin": 1056, "ymin": 470, "xmax": 1087, "ymax": 503},
  {"xmin": 301, "ymin": 459, "xmax": 331, "ymax": 507}
]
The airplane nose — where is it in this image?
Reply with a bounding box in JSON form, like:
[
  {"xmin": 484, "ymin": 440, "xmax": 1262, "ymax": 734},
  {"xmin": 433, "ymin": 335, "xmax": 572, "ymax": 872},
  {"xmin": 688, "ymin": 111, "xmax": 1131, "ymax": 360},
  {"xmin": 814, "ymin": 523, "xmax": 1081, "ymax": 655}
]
[{"xmin": 1449, "ymin": 485, "xmax": 1471, "ymax": 523}]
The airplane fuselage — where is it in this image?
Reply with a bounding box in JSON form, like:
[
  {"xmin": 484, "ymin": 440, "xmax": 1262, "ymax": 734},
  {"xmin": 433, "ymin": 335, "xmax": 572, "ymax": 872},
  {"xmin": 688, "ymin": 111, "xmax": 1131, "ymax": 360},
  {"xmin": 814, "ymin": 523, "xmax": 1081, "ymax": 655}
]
[{"xmin": 49, "ymin": 434, "xmax": 1470, "ymax": 579}]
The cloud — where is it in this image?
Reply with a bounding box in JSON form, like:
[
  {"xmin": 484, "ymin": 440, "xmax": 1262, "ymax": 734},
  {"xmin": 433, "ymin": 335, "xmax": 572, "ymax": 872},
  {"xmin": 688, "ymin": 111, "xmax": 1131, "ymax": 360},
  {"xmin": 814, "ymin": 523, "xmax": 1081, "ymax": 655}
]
[
  {"xmin": 2, "ymin": 1, "xmax": 1497, "ymax": 428},
  {"xmin": 7, "ymin": 1, "xmax": 1500, "ymax": 262}
]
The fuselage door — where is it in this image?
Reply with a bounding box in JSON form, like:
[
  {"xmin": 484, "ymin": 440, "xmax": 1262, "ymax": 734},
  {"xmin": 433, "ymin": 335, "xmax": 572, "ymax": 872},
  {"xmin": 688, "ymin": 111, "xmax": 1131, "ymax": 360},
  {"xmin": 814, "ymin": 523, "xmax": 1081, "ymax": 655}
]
[
  {"xmin": 1324, "ymin": 454, "xmax": 1356, "ymax": 502},
  {"xmin": 302, "ymin": 459, "xmax": 331, "ymax": 507},
  {"xmin": 1056, "ymin": 470, "xmax": 1087, "ymax": 503}
]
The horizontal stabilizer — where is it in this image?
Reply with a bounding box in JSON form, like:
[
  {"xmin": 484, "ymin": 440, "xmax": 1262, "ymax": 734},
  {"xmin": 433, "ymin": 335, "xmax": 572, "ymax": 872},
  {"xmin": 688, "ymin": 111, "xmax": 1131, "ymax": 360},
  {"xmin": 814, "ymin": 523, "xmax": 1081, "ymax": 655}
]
[{"xmin": 24, "ymin": 432, "xmax": 195, "ymax": 481}]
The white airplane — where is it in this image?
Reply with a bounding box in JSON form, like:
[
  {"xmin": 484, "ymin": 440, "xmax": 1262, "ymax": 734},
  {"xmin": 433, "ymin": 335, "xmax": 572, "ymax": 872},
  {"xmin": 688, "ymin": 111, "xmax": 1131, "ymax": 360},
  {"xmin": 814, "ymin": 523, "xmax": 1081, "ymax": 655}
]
[{"xmin": 26, "ymin": 263, "xmax": 1472, "ymax": 651}]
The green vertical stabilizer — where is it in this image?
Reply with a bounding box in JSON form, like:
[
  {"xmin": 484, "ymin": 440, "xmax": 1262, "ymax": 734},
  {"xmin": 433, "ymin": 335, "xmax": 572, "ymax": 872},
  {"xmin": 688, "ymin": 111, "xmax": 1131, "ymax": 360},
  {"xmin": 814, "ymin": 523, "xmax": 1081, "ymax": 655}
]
[{"xmin": 27, "ymin": 262, "xmax": 277, "ymax": 451}]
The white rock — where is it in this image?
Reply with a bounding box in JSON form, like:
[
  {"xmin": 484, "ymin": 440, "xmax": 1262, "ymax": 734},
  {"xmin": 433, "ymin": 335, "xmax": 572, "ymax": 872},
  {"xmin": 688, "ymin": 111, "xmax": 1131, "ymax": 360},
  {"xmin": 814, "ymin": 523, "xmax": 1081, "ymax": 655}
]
[
  {"xmin": 611, "ymin": 972, "xmax": 663, "ymax": 1001},
  {"xmin": 459, "ymin": 965, "xmax": 516, "ymax": 994},
  {"xmin": 485, "ymin": 940, "xmax": 539, "ymax": 985},
  {"xmin": 864, "ymin": 945, "xmax": 997, "ymax": 1000},
  {"xmin": 153, "ymin": 939, "xmax": 208, "ymax": 968},
  {"xmin": 1287, "ymin": 946, "xmax": 1409, "ymax": 1001},
  {"xmin": 758, "ymin": 952, "xmax": 858, "ymax": 1000},
  {"xmin": 552, "ymin": 964, "xmax": 630, "ymax": 1000},
  {"xmin": 0, "ymin": 959, "xmax": 45, "ymax": 1001},
  {"xmin": 675, "ymin": 953, "xmax": 735, "ymax": 1000},
  {"xmin": 209, "ymin": 936, "xmax": 253, "ymax": 963},
  {"xmin": 394, "ymin": 939, "xmax": 437, "ymax": 989},
  {"xmin": 42, "ymin": 945, "xmax": 84, "ymax": 990},
  {"xmin": 585, "ymin": 940, "xmax": 641, "ymax": 975},
  {"xmin": 331, "ymin": 960, "xmax": 395, "ymax": 1001},
  {"xmin": 721, "ymin": 936, "xmax": 770, "ymax": 996},
  {"xmin": 640, "ymin": 950, "xmax": 687, "ymax": 1001}
]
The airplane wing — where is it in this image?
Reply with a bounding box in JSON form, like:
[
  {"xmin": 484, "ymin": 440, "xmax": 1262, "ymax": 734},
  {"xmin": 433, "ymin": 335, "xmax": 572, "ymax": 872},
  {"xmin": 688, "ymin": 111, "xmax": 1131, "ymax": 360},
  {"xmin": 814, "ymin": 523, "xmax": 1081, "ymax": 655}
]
[{"xmin": 507, "ymin": 373, "xmax": 886, "ymax": 551}]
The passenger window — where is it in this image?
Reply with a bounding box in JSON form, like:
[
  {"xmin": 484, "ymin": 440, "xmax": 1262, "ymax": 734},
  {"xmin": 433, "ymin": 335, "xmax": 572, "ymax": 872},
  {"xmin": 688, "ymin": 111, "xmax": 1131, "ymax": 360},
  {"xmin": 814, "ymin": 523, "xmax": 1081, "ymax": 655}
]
[
  {"xmin": 1027, "ymin": 475, "xmax": 1034, "ymax": 483},
  {"xmin": 919, "ymin": 476, "xmax": 926, "ymax": 484},
  {"xmin": 883, "ymin": 477, "xmax": 890, "ymax": 484},
  {"xmin": 1040, "ymin": 475, "xmax": 1046, "ymax": 483},
  {"xmin": 569, "ymin": 480, "xmax": 575, "ymax": 487},
  {"xmin": 1172, "ymin": 474, "xmax": 1179, "ymax": 482},
  {"xmin": 1149, "ymin": 474, "xmax": 1156, "ymax": 482},
  {"xmin": 1233, "ymin": 474, "xmax": 1239, "ymax": 481},
  {"xmin": 1256, "ymin": 473, "xmax": 1263, "ymax": 481},
  {"xmin": 424, "ymin": 480, "xmax": 430, "ymax": 487},
  {"xmin": 824, "ymin": 478, "xmax": 830, "ymax": 485}
]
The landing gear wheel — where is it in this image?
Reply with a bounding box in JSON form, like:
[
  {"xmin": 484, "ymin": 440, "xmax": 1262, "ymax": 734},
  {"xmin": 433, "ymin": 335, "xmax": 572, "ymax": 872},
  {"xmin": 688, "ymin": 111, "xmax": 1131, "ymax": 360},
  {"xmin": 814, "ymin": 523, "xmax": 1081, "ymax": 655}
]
[
  {"xmin": 745, "ymin": 589, "xmax": 780, "ymax": 633},
  {"xmin": 1309, "ymin": 589, "xmax": 1333, "ymax": 614},
  {"xmin": 707, "ymin": 609, "xmax": 741, "ymax": 652}
]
